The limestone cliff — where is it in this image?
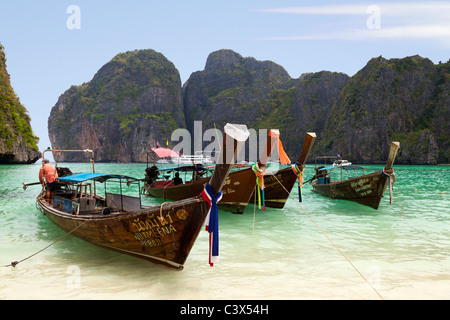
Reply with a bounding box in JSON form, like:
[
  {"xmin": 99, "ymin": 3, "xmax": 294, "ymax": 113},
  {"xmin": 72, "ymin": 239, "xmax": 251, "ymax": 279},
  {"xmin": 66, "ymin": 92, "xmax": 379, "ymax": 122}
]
[
  {"xmin": 48, "ymin": 49, "xmax": 185, "ymax": 162},
  {"xmin": 183, "ymin": 49, "xmax": 292, "ymax": 134},
  {"xmin": 315, "ymin": 55, "xmax": 449, "ymax": 164},
  {"xmin": 0, "ymin": 43, "xmax": 40, "ymax": 164},
  {"xmin": 249, "ymin": 71, "xmax": 349, "ymax": 157},
  {"xmin": 183, "ymin": 50, "xmax": 349, "ymax": 159},
  {"xmin": 48, "ymin": 48, "xmax": 449, "ymax": 164}
]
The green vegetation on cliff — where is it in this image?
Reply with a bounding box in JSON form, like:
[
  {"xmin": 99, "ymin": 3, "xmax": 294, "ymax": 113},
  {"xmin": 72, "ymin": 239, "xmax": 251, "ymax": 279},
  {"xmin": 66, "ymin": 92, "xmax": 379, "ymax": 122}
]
[
  {"xmin": 0, "ymin": 43, "xmax": 40, "ymax": 163},
  {"xmin": 315, "ymin": 55, "xmax": 448, "ymax": 164},
  {"xmin": 48, "ymin": 49, "xmax": 185, "ymax": 162}
]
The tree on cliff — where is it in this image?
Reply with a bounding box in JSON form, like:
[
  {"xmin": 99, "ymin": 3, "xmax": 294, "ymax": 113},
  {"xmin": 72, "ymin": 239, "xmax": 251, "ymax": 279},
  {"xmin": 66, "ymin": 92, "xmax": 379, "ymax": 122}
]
[{"xmin": 0, "ymin": 43, "xmax": 40, "ymax": 164}]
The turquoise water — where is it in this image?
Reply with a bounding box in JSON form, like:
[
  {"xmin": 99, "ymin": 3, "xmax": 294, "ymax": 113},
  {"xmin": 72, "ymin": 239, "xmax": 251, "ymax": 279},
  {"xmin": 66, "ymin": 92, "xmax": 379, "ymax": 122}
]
[{"xmin": 0, "ymin": 163, "xmax": 449, "ymax": 300}]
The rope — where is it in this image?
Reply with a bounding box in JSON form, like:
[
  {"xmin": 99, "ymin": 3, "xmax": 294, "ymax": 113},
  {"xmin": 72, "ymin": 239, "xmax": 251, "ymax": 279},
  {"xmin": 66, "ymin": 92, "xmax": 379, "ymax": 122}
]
[
  {"xmin": 3, "ymin": 215, "xmax": 93, "ymax": 268},
  {"xmin": 159, "ymin": 201, "xmax": 168, "ymax": 217},
  {"xmin": 253, "ymin": 186, "xmax": 257, "ymax": 231},
  {"xmin": 271, "ymin": 173, "xmax": 385, "ymax": 300},
  {"xmin": 252, "ymin": 163, "xmax": 266, "ymax": 211},
  {"xmin": 292, "ymin": 162, "xmax": 304, "ymax": 202},
  {"xmin": 382, "ymin": 169, "xmax": 414, "ymax": 228}
]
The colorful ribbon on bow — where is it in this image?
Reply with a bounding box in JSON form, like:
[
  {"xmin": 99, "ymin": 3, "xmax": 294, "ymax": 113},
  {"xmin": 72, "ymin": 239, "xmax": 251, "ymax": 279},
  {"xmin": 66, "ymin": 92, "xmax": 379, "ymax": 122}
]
[
  {"xmin": 201, "ymin": 183, "xmax": 223, "ymax": 266},
  {"xmin": 252, "ymin": 163, "xmax": 266, "ymax": 210},
  {"xmin": 292, "ymin": 162, "xmax": 304, "ymax": 202}
]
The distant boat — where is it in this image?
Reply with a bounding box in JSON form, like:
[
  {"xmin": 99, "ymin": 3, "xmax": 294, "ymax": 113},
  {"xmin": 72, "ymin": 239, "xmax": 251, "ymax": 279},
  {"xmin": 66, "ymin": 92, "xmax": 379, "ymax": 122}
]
[
  {"xmin": 309, "ymin": 142, "xmax": 400, "ymax": 209},
  {"xmin": 35, "ymin": 123, "xmax": 249, "ymax": 270},
  {"xmin": 143, "ymin": 130, "xmax": 280, "ymax": 214},
  {"xmin": 332, "ymin": 159, "xmax": 352, "ymax": 167},
  {"xmin": 176, "ymin": 153, "xmax": 215, "ymax": 165},
  {"xmin": 148, "ymin": 147, "xmax": 214, "ymax": 165}
]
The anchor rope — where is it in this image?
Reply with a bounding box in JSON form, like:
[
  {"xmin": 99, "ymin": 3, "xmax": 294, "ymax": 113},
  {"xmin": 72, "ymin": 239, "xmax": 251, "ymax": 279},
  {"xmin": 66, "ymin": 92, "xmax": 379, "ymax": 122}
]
[
  {"xmin": 382, "ymin": 169, "xmax": 414, "ymax": 228},
  {"xmin": 271, "ymin": 173, "xmax": 385, "ymax": 300},
  {"xmin": 2, "ymin": 207, "xmax": 93, "ymax": 268}
]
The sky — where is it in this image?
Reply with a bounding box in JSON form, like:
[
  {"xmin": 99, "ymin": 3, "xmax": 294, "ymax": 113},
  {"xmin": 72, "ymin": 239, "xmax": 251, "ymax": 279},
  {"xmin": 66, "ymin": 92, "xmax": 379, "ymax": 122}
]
[{"xmin": 1, "ymin": 0, "xmax": 449, "ymax": 153}]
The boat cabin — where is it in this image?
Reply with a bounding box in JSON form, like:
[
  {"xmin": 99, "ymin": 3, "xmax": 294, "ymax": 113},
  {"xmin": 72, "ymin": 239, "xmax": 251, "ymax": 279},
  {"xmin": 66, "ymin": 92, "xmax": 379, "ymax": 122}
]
[
  {"xmin": 54, "ymin": 173, "xmax": 143, "ymax": 215},
  {"xmin": 150, "ymin": 165, "xmax": 211, "ymax": 187}
]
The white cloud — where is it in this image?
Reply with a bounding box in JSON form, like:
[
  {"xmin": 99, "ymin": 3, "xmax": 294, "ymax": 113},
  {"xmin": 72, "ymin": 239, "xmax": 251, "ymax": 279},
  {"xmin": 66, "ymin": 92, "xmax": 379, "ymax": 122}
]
[
  {"xmin": 374, "ymin": 25, "xmax": 450, "ymax": 39},
  {"xmin": 254, "ymin": 2, "xmax": 450, "ymax": 43},
  {"xmin": 255, "ymin": 2, "xmax": 450, "ymax": 17},
  {"xmin": 254, "ymin": 4, "xmax": 368, "ymax": 15},
  {"xmin": 258, "ymin": 25, "xmax": 450, "ymax": 41}
]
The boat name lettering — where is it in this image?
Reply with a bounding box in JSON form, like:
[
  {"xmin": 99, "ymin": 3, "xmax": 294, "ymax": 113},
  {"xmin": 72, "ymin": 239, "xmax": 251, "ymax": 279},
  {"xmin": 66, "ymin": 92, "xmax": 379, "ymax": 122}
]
[
  {"xmin": 223, "ymin": 188, "xmax": 235, "ymax": 195},
  {"xmin": 359, "ymin": 189, "xmax": 373, "ymax": 196},
  {"xmin": 353, "ymin": 184, "xmax": 371, "ymax": 193},
  {"xmin": 350, "ymin": 178, "xmax": 373, "ymax": 196},
  {"xmin": 351, "ymin": 178, "xmax": 369, "ymax": 189},
  {"xmin": 132, "ymin": 214, "xmax": 174, "ymax": 232},
  {"xmin": 264, "ymin": 174, "xmax": 282, "ymax": 184},
  {"xmin": 131, "ymin": 214, "xmax": 177, "ymax": 248},
  {"xmin": 263, "ymin": 173, "xmax": 283, "ymax": 188}
]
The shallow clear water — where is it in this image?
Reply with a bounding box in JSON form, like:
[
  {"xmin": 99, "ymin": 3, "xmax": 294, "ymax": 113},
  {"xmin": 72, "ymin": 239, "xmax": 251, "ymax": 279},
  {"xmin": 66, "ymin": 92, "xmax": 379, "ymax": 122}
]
[{"xmin": 0, "ymin": 163, "xmax": 449, "ymax": 300}]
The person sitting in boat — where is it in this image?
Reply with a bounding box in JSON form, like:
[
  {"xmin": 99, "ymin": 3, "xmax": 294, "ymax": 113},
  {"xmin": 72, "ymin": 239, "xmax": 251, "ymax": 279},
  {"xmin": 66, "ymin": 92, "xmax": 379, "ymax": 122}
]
[
  {"xmin": 144, "ymin": 165, "xmax": 159, "ymax": 186},
  {"xmin": 39, "ymin": 159, "xmax": 58, "ymax": 204},
  {"xmin": 307, "ymin": 166, "xmax": 330, "ymax": 185},
  {"xmin": 173, "ymin": 172, "xmax": 183, "ymax": 185}
]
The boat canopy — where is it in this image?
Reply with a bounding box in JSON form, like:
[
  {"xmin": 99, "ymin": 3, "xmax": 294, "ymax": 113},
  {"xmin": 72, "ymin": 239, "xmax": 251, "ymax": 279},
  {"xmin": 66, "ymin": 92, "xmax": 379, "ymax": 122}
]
[
  {"xmin": 318, "ymin": 165, "xmax": 365, "ymax": 171},
  {"xmin": 58, "ymin": 172, "xmax": 139, "ymax": 183}
]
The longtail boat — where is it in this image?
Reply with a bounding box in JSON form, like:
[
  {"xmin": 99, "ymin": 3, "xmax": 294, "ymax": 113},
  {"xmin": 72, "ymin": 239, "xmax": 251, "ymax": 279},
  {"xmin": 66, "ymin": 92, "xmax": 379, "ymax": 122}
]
[
  {"xmin": 35, "ymin": 123, "xmax": 249, "ymax": 270},
  {"xmin": 143, "ymin": 129, "xmax": 280, "ymax": 214},
  {"xmin": 250, "ymin": 132, "xmax": 316, "ymax": 209},
  {"xmin": 309, "ymin": 141, "xmax": 400, "ymax": 209}
]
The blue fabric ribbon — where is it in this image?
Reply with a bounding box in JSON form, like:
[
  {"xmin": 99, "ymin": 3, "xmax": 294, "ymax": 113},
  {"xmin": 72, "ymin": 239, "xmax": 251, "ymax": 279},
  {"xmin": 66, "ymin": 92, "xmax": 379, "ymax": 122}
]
[{"xmin": 201, "ymin": 183, "xmax": 223, "ymax": 266}]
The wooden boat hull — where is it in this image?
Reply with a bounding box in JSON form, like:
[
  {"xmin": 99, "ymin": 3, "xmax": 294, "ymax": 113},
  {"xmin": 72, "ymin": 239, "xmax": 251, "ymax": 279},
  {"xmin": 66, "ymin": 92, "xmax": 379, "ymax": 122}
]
[
  {"xmin": 310, "ymin": 171, "xmax": 390, "ymax": 209},
  {"xmin": 146, "ymin": 167, "xmax": 257, "ymax": 214},
  {"xmin": 250, "ymin": 167, "xmax": 298, "ymax": 209},
  {"xmin": 37, "ymin": 196, "xmax": 208, "ymax": 270}
]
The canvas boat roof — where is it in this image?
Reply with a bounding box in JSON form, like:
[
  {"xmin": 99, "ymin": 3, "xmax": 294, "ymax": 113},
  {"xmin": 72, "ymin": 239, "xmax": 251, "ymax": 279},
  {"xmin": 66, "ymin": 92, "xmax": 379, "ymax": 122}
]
[{"xmin": 58, "ymin": 172, "xmax": 139, "ymax": 183}]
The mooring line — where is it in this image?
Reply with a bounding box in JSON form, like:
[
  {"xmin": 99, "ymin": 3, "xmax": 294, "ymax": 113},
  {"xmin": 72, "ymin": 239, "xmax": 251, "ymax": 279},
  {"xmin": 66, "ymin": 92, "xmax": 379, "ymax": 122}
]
[
  {"xmin": 253, "ymin": 186, "xmax": 257, "ymax": 231},
  {"xmin": 272, "ymin": 174, "xmax": 385, "ymax": 300},
  {"xmin": 2, "ymin": 214, "xmax": 93, "ymax": 268}
]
